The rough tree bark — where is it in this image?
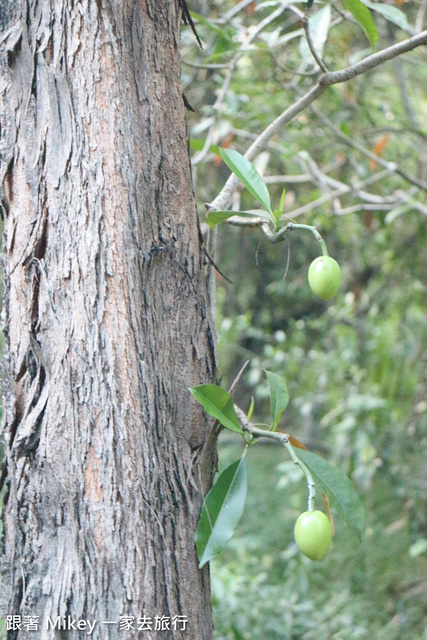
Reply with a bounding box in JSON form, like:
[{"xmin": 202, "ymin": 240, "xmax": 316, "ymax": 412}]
[{"xmin": 0, "ymin": 1, "xmax": 217, "ymax": 638}]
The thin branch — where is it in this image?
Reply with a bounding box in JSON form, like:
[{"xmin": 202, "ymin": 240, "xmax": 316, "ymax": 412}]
[
  {"xmin": 179, "ymin": 0, "xmax": 203, "ymax": 48},
  {"xmin": 192, "ymin": 2, "xmax": 288, "ymax": 166},
  {"xmin": 204, "ymin": 247, "xmax": 233, "ymax": 284},
  {"xmin": 209, "ymin": 361, "xmax": 251, "ymax": 436},
  {"xmin": 387, "ymin": 23, "xmax": 419, "ymax": 130},
  {"xmin": 223, "ymin": 0, "xmax": 256, "ymax": 23},
  {"xmin": 319, "ymin": 31, "xmax": 427, "ymax": 86},
  {"xmin": 182, "ymin": 59, "xmax": 229, "ymax": 70},
  {"xmin": 228, "ymin": 360, "xmax": 250, "ymax": 396},
  {"xmin": 215, "ymin": 2, "xmax": 288, "ymax": 110},
  {"xmin": 415, "ymin": 0, "xmax": 427, "ymax": 33},
  {"xmin": 223, "ymin": 167, "xmax": 408, "ymax": 234},
  {"xmin": 234, "ymin": 405, "xmax": 316, "ymax": 511},
  {"xmin": 208, "ymin": 30, "xmax": 427, "ymax": 213},
  {"xmin": 207, "ymin": 82, "xmax": 325, "ymax": 207},
  {"xmin": 303, "ymin": 0, "xmax": 329, "ymax": 72},
  {"xmin": 312, "ymin": 105, "xmax": 427, "ymax": 191},
  {"xmin": 395, "ymin": 190, "xmax": 427, "ymax": 216}
]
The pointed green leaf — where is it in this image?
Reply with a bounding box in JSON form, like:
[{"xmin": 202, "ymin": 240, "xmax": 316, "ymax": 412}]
[
  {"xmin": 362, "ymin": 0, "xmax": 408, "ymax": 30},
  {"xmin": 247, "ymin": 396, "xmax": 255, "ymax": 421},
  {"xmin": 279, "ymin": 188, "xmax": 287, "ymax": 212},
  {"xmin": 265, "ymin": 371, "xmax": 289, "ymax": 429},
  {"xmin": 189, "ymin": 385, "xmax": 243, "ymax": 434},
  {"xmin": 341, "ymin": 0, "xmax": 378, "ymax": 46},
  {"xmin": 293, "ymin": 447, "xmax": 365, "ymax": 540},
  {"xmin": 196, "ymin": 456, "xmax": 247, "ymax": 567},
  {"xmin": 206, "ymin": 210, "xmax": 274, "ymax": 229},
  {"xmin": 190, "ymin": 138, "xmax": 220, "ymax": 155},
  {"xmin": 273, "ymin": 210, "xmax": 283, "ymax": 225},
  {"xmin": 219, "ymin": 148, "xmax": 273, "ymax": 215}
]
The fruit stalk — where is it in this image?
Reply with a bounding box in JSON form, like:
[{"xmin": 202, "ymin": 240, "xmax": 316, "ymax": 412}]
[
  {"xmin": 285, "ymin": 223, "xmax": 329, "ymax": 256},
  {"xmin": 234, "ymin": 405, "xmax": 316, "ymax": 511}
]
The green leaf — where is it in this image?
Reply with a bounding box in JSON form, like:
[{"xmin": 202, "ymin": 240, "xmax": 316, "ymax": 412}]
[
  {"xmin": 384, "ymin": 203, "xmax": 412, "ymax": 225},
  {"xmin": 265, "ymin": 371, "xmax": 289, "ymax": 429},
  {"xmin": 206, "ymin": 210, "xmax": 274, "ymax": 229},
  {"xmin": 189, "ymin": 385, "xmax": 243, "ymax": 434},
  {"xmin": 293, "ymin": 447, "xmax": 365, "ymax": 540},
  {"xmin": 341, "ymin": 0, "xmax": 378, "ymax": 46},
  {"xmin": 273, "ymin": 209, "xmax": 283, "ymax": 225},
  {"xmin": 189, "ymin": 12, "xmax": 235, "ymax": 41},
  {"xmin": 196, "ymin": 456, "xmax": 247, "ymax": 567},
  {"xmin": 408, "ymin": 538, "xmax": 427, "ymax": 558},
  {"xmin": 362, "ymin": 1, "xmax": 408, "ymax": 30},
  {"xmin": 219, "ymin": 148, "xmax": 273, "ymax": 215},
  {"xmin": 279, "ymin": 188, "xmax": 287, "ymax": 212},
  {"xmin": 190, "ymin": 138, "xmax": 220, "ymax": 155},
  {"xmin": 247, "ymin": 396, "xmax": 255, "ymax": 421}
]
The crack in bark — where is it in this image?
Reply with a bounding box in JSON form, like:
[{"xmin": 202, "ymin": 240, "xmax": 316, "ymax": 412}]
[{"xmin": 1, "ymin": 1, "xmax": 217, "ymax": 636}]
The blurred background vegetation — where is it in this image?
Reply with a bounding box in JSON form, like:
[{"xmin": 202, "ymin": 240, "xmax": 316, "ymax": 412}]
[{"xmin": 182, "ymin": 0, "xmax": 427, "ymax": 638}]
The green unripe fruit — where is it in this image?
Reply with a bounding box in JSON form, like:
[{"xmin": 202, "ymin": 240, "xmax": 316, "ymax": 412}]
[
  {"xmin": 308, "ymin": 256, "xmax": 341, "ymax": 300},
  {"xmin": 294, "ymin": 510, "xmax": 332, "ymax": 560}
]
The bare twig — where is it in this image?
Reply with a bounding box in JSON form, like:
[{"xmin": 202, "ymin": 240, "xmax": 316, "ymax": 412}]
[
  {"xmin": 311, "ymin": 106, "xmax": 427, "ymax": 191},
  {"xmin": 416, "ymin": 0, "xmax": 427, "ymax": 33},
  {"xmin": 228, "ymin": 360, "xmax": 250, "ymax": 396},
  {"xmin": 303, "ymin": 0, "xmax": 329, "ymax": 72},
  {"xmin": 204, "ymin": 246, "xmax": 233, "ymax": 284},
  {"xmin": 223, "ymin": 0, "xmax": 256, "ymax": 23},
  {"xmin": 192, "ymin": 2, "xmax": 289, "ymax": 166},
  {"xmin": 182, "ymin": 59, "xmax": 229, "ymax": 70},
  {"xmin": 179, "ymin": 0, "xmax": 203, "ymax": 48}
]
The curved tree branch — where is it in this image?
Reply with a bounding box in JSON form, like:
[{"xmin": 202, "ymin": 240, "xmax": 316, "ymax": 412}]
[{"xmin": 208, "ymin": 30, "xmax": 427, "ymax": 213}]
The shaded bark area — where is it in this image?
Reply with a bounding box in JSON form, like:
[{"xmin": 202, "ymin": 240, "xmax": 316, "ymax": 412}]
[{"xmin": 0, "ymin": 1, "xmax": 216, "ymax": 638}]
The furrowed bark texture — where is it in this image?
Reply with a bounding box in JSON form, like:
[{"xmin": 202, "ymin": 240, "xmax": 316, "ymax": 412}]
[{"xmin": 0, "ymin": 1, "xmax": 217, "ymax": 638}]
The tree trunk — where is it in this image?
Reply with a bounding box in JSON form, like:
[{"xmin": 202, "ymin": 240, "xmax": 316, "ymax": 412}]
[{"xmin": 0, "ymin": 1, "xmax": 217, "ymax": 638}]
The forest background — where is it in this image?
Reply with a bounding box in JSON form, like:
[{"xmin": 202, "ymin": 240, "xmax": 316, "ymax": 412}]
[{"xmin": 181, "ymin": 0, "xmax": 427, "ymax": 638}]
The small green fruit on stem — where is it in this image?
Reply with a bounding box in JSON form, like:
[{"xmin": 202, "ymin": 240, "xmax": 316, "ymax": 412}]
[
  {"xmin": 294, "ymin": 510, "xmax": 332, "ymax": 560},
  {"xmin": 308, "ymin": 256, "xmax": 341, "ymax": 300}
]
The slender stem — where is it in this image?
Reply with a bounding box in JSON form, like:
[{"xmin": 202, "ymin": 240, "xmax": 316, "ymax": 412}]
[
  {"xmin": 234, "ymin": 406, "xmax": 316, "ymax": 511},
  {"xmin": 303, "ymin": 0, "xmax": 329, "ymax": 72},
  {"xmin": 285, "ymin": 223, "xmax": 329, "ymax": 256},
  {"xmin": 280, "ymin": 437, "xmax": 316, "ymax": 512}
]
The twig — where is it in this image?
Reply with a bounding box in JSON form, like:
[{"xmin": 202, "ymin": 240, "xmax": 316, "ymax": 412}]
[
  {"xmin": 192, "ymin": 2, "xmax": 288, "ymax": 166},
  {"xmin": 223, "ymin": 0, "xmax": 255, "ymax": 22},
  {"xmin": 415, "ymin": 0, "xmax": 427, "ymax": 33},
  {"xmin": 182, "ymin": 59, "xmax": 229, "ymax": 70},
  {"xmin": 234, "ymin": 405, "xmax": 316, "ymax": 511},
  {"xmin": 179, "ymin": 0, "xmax": 203, "ymax": 48},
  {"xmin": 387, "ymin": 23, "xmax": 419, "ymax": 130},
  {"xmin": 228, "ymin": 360, "xmax": 250, "ymax": 396},
  {"xmin": 303, "ymin": 0, "xmax": 329, "ymax": 72},
  {"xmin": 209, "ymin": 361, "xmax": 251, "ymax": 437},
  {"xmin": 311, "ymin": 106, "xmax": 427, "ymax": 191},
  {"xmin": 208, "ymin": 29, "xmax": 427, "ymax": 213},
  {"xmin": 204, "ymin": 247, "xmax": 233, "ymax": 284}
]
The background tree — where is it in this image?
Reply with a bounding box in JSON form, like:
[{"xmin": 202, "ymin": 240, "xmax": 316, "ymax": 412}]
[{"xmin": 0, "ymin": 1, "xmax": 216, "ymax": 638}]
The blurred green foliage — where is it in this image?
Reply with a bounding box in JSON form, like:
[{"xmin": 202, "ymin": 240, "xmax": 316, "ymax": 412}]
[{"xmin": 183, "ymin": 0, "xmax": 427, "ymax": 637}]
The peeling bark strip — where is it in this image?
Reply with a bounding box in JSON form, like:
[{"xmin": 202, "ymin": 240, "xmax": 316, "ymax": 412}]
[{"xmin": 0, "ymin": 1, "xmax": 217, "ymax": 638}]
